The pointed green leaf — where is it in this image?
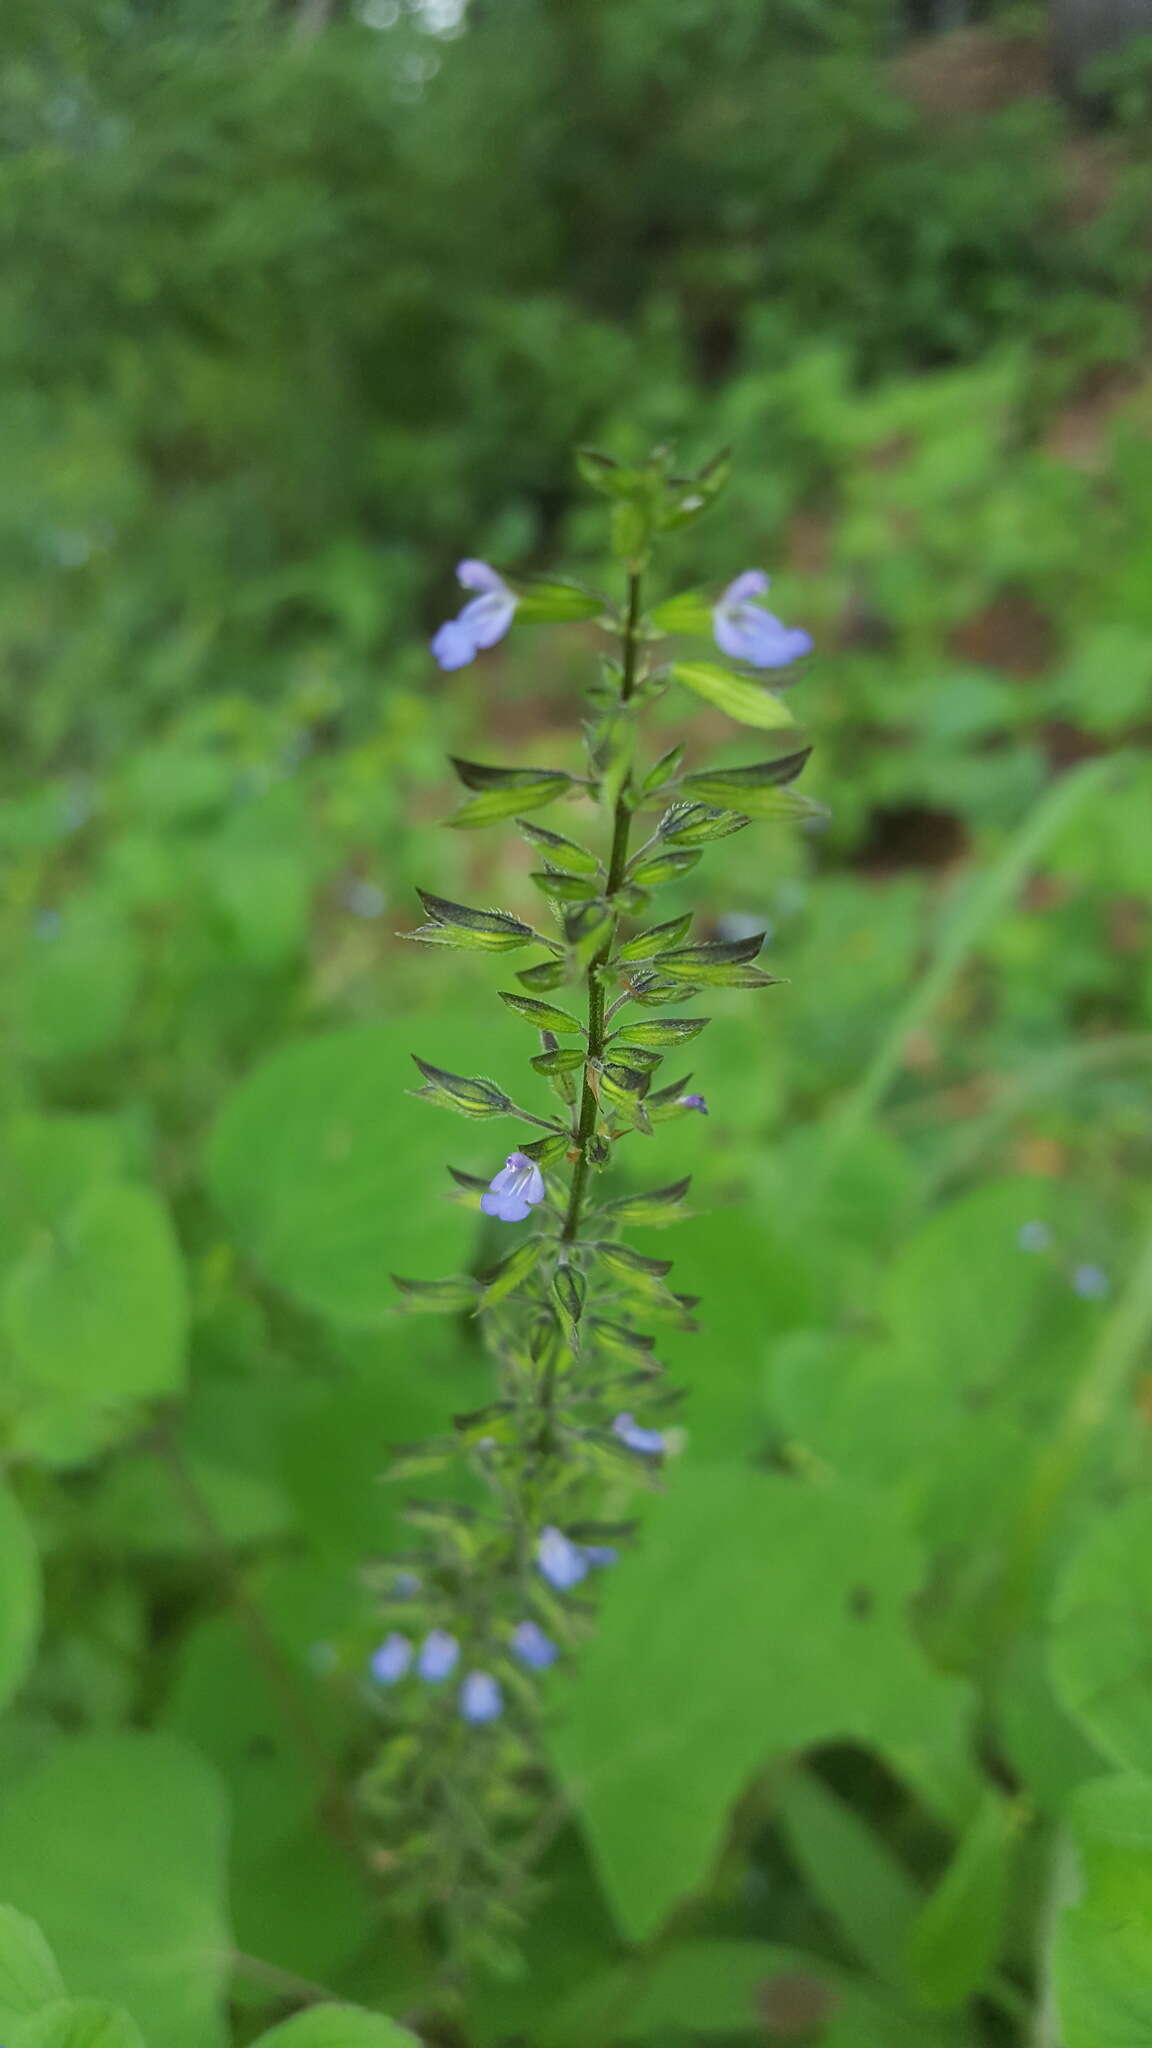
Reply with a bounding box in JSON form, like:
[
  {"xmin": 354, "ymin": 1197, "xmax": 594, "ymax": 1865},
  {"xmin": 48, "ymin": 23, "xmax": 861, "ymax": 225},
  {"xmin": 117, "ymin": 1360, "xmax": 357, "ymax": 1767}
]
[
  {"xmin": 610, "ymin": 1018, "xmax": 709, "ymax": 1050},
  {"xmin": 627, "ymin": 848, "xmax": 701, "ymax": 887},
  {"xmin": 637, "ymin": 743, "xmax": 686, "ymax": 800},
  {"xmin": 617, "ymin": 915, "xmax": 694, "ymax": 963},
  {"xmin": 656, "ymin": 936, "xmax": 765, "ymax": 977},
  {"xmin": 903, "ymin": 1792, "xmax": 1020, "ymax": 2010},
  {"xmin": 681, "ymin": 749, "xmax": 813, "ymax": 801},
  {"xmin": 516, "ymin": 958, "xmax": 570, "ymax": 993},
  {"xmin": 553, "ymin": 1265, "xmax": 586, "ymax": 1345},
  {"xmin": 410, "ymin": 1057, "xmax": 513, "ymax": 1118},
  {"xmin": 513, "ymin": 580, "xmax": 605, "ymax": 623},
  {"xmin": 658, "ymin": 803, "xmax": 751, "ymax": 846},
  {"xmin": 499, "ymin": 992, "xmax": 584, "ymax": 1035},
  {"xmin": 515, "ymin": 820, "xmax": 600, "ymax": 875},
  {"xmin": 599, "ymin": 1178, "xmax": 692, "ymax": 1227},
  {"xmin": 447, "ymin": 783, "xmax": 570, "ymax": 829},
  {"xmin": 391, "ymin": 1274, "xmax": 483, "ymax": 1313},
  {"xmin": 531, "ymin": 1047, "xmax": 586, "ymax": 1076},
  {"xmin": 671, "ymin": 661, "xmax": 798, "ymax": 731},
  {"xmin": 450, "ymin": 758, "xmax": 572, "ymax": 794},
  {"xmin": 648, "ymin": 592, "xmax": 715, "ymax": 635},
  {"xmin": 411, "ymin": 892, "xmax": 535, "ymax": 952},
  {"xmin": 479, "ymin": 1237, "xmax": 547, "ymax": 1310},
  {"xmin": 531, "ymin": 869, "xmax": 602, "ymax": 904}
]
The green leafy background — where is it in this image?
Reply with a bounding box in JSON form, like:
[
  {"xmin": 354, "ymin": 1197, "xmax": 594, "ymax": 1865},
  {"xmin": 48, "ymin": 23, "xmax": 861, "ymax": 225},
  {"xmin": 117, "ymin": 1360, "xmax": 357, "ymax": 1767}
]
[{"xmin": 2, "ymin": 0, "xmax": 1152, "ymax": 2040}]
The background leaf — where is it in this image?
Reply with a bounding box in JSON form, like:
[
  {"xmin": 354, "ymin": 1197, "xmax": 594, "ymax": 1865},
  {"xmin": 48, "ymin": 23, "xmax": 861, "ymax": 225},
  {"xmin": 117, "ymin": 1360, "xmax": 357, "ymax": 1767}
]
[{"xmin": 0, "ymin": 1733, "xmax": 231, "ymax": 2048}]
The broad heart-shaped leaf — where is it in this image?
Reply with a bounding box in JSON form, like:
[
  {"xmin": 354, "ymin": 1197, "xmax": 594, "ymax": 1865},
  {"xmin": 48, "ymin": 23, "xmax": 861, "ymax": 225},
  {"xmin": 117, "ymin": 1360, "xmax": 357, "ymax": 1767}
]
[
  {"xmin": 1054, "ymin": 1774, "xmax": 1152, "ymax": 2048},
  {"xmin": 0, "ymin": 1483, "xmax": 42, "ymax": 1711},
  {"xmin": 1050, "ymin": 1494, "xmax": 1152, "ymax": 1773},
  {"xmin": 252, "ymin": 2009, "xmax": 421, "ymax": 2046},
  {"xmin": 0, "ymin": 1732, "xmax": 231, "ymax": 2048},
  {"xmin": 1, "ymin": 1183, "xmax": 187, "ymax": 1464},
  {"xmin": 670, "ymin": 660, "xmax": 798, "ymax": 730},
  {"xmin": 0, "ymin": 1904, "xmax": 66, "ymax": 2026},
  {"xmin": 11, "ymin": 2001, "xmax": 148, "ymax": 2048},
  {"xmin": 14, "ymin": 895, "xmax": 140, "ymax": 1064},
  {"xmin": 205, "ymin": 1017, "xmax": 525, "ymax": 1324},
  {"xmin": 549, "ymin": 1467, "xmax": 976, "ymax": 1939}
]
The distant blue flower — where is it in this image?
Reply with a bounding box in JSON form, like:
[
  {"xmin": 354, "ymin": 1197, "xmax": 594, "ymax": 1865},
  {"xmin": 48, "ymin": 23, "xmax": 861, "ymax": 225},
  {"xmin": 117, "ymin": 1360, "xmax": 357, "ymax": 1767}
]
[
  {"xmin": 482, "ymin": 1151, "xmax": 546, "ymax": 1222},
  {"xmin": 459, "ymin": 1670, "xmax": 504, "ymax": 1724},
  {"xmin": 536, "ymin": 1525, "xmax": 589, "ymax": 1590},
  {"xmin": 678, "ymin": 1093, "xmax": 708, "ymax": 1116},
  {"xmin": 391, "ymin": 1569, "xmax": 421, "ymax": 1599},
  {"xmin": 511, "ymin": 1619, "xmax": 559, "ymax": 1669},
  {"xmin": 431, "ymin": 559, "xmax": 519, "ymax": 671},
  {"xmin": 370, "ymin": 1633, "xmax": 412, "ymax": 1685},
  {"xmin": 582, "ymin": 1544, "xmax": 619, "ymax": 1568},
  {"xmin": 34, "ymin": 908, "xmax": 62, "ymax": 943},
  {"xmin": 713, "ymin": 571, "xmax": 813, "ymax": 671},
  {"xmin": 613, "ymin": 1412, "xmax": 666, "ymax": 1456},
  {"xmin": 417, "ymin": 1629, "xmax": 460, "ymax": 1681},
  {"xmin": 1018, "ymin": 1220, "xmax": 1051, "ymax": 1254},
  {"xmin": 1073, "ymin": 1263, "xmax": 1110, "ymax": 1300}
]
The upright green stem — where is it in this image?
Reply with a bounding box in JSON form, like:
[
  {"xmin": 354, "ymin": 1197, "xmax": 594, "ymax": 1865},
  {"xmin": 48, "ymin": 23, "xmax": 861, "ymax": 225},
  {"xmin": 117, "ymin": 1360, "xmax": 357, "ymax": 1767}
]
[{"xmin": 561, "ymin": 569, "xmax": 643, "ymax": 1245}]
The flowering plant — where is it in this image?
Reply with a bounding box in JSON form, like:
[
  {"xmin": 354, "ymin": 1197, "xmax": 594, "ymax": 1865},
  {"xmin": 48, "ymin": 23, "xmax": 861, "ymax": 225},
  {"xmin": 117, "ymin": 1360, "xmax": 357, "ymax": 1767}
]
[{"xmin": 364, "ymin": 446, "xmax": 821, "ymax": 1974}]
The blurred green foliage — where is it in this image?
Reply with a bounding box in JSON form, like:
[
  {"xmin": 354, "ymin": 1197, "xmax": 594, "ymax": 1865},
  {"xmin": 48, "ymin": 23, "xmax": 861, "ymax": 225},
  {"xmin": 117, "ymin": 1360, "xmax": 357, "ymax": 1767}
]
[{"xmin": 1, "ymin": 0, "xmax": 1152, "ymax": 2042}]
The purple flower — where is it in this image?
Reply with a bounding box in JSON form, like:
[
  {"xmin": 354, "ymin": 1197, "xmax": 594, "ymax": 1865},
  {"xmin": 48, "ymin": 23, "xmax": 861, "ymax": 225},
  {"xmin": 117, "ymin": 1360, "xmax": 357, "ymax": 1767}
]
[
  {"xmin": 713, "ymin": 571, "xmax": 813, "ymax": 671},
  {"xmin": 613, "ymin": 1412, "xmax": 666, "ymax": 1456},
  {"xmin": 583, "ymin": 1544, "xmax": 619, "ymax": 1568},
  {"xmin": 1073, "ymin": 1263, "xmax": 1110, "ymax": 1301},
  {"xmin": 536, "ymin": 1525, "xmax": 589, "ymax": 1590},
  {"xmin": 481, "ymin": 1151, "xmax": 546, "ymax": 1223},
  {"xmin": 459, "ymin": 1670, "xmax": 504, "ymax": 1724},
  {"xmin": 678, "ymin": 1093, "xmax": 709, "ymax": 1116},
  {"xmin": 511, "ymin": 1619, "xmax": 559, "ymax": 1670},
  {"xmin": 370, "ymin": 1633, "xmax": 412, "ymax": 1686},
  {"xmin": 431, "ymin": 559, "xmax": 519, "ymax": 671},
  {"xmin": 417, "ymin": 1629, "xmax": 460, "ymax": 1681}
]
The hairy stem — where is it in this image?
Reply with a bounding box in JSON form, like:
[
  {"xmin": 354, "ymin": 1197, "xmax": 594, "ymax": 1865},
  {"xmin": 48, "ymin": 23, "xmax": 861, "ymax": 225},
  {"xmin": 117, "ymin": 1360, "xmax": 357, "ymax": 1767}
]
[{"xmin": 561, "ymin": 568, "xmax": 643, "ymax": 1245}]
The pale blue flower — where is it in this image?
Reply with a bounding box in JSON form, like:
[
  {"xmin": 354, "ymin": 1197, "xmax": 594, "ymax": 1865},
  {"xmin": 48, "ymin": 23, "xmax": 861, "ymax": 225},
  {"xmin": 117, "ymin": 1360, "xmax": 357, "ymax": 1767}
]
[
  {"xmin": 713, "ymin": 571, "xmax": 813, "ymax": 670},
  {"xmin": 370, "ymin": 1632, "xmax": 412, "ymax": 1685},
  {"xmin": 511, "ymin": 1619, "xmax": 558, "ymax": 1669},
  {"xmin": 1018, "ymin": 1220, "xmax": 1051, "ymax": 1253},
  {"xmin": 613, "ymin": 1411, "xmax": 666, "ymax": 1456},
  {"xmin": 583, "ymin": 1544, "xmax": 619, "ymax": 1568},
  {"xmin": 536, "ymin": 1525, "xmax": 589, "ymax": 1590},
  {"xmin": 1073, "ymin": 1263, "xmax": 1110, "ymax": 1300},
  {"xmin": 417, "ymin": 1628, "xmax": 460, "ymax": 1681},
  {"xmin": 678, "ymin": 1093, "xmax": 708, "ymax": 1116},
  {"xmin": 459, "ymin": 1670, "xmax": 504, "ymax": 1723},
  {"xmin": 482, "ymin": 1151, "xmax": 546, "ymax": 1222},
  {"xmin": 431, "ymin": 559, "xmax": 519, "ymax": 671}
]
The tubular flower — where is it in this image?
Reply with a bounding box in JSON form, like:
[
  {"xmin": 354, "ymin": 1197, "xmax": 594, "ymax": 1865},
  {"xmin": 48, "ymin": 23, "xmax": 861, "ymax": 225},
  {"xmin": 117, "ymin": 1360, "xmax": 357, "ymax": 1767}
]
[
  {"xmin": 431, "ymin": 560, "xmax": 519, "ymax": 671},
  {"xmin": 511, "ymin": 1620, "xmax": 559, "ymax": 1669},
  {"xmin": 712, "ymin": 571, "xmax": 813, "ymax": 671},
  {"xmin": 536, "ymin": 1525, "xmax": 589, "ymax": 1590},
  {"xmin": 481, "ymin": 1151, "xmax": 546, "ymax": 1222},
  {"xmin": 459, "ymin": 1671, "xmax": 504, "ymax": 1724},
  {"xmin": 370, "ymin": 1633, "xmax": 412, "ymax": 1685},
  {"xmin": 678, "ymin": 1093, "xmax": 708, "ymax": 1116},
  {"xmin": 417, "ymin": 1629, "xmax": 461, "ymax": 1681},
  {"xmin": 613, "ymin": 1411, "xmax": 666, "ymax": 1456}
]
